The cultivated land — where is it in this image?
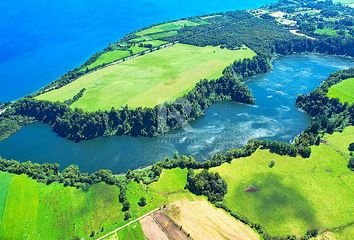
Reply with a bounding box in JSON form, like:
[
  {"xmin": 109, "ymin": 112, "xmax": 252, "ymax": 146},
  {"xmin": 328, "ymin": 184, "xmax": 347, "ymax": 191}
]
[
  {"xmin": 327, "ymin": 77, "xmax": 354, "ymax": 104},
  {"xmin": 166, "ymin": 199, "xmax": 259, "ymax": 240},
  {"xmin": 211, "ymin": 126, "xmax": 354, "ymax": 237},
  {"xmin": 36, "ymin": 43, "xmax": 255, "ymax": 111}
]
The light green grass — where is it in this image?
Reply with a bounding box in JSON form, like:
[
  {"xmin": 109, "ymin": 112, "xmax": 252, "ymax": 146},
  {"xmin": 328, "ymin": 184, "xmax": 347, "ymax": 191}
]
[
  {"xmin": 117, "ymin": 222, "xmax": 145, "ymax": 240},
  {"xmin": 211, "ymin": 126, "xmax": 354, "ymax": 237},
  {"xmin": 135, "ymin": 20, "xmax": 201, "ymax": 36},
  {"xmin": 327, "ymin": 77, "xmax": 354, "ymax": 104},
  {"xmin": 0, "ymin": 173, "xmax": 124, "ymax": 239},
  {"xmin": 37, "ymin": 43, "xmax": 256, "ymax": 111},
  {"xmin": 314, "ymin": 28, "xmax": 338, "ymax": 36},
  {"xmin": 86, "ymin": 50, "xmax": 130, "ymax": 70}
]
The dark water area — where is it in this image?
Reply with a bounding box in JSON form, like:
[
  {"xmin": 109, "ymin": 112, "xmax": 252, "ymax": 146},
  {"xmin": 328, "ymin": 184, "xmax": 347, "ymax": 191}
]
[
  {"xmin": 1, "ymin": 55, "xmax": 353, "ymax": 173},
  {"xmin": 0, "ymin": 0, "xmax": 275, "ymax": 102}
]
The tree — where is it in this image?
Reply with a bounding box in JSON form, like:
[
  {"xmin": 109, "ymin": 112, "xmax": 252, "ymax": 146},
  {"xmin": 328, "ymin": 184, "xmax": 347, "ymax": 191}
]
[
  {"xmin": 348, "ymin": 142, "xmax": 354, "ymax": 152},
  {"xmin": 138, "ymin": 197, "xmax": 147, "ymax": 207},
  {"xmin": 348, "ymin": 157, "xmax": 354, "ymax": 171},
  {"xmin": 268, "ymin": 159, "xmax": 275, "ymax": 168},
  {"xmin": 122, "ymin": 201, "xmax": 130, "ymax": 211},
  {"xmin": 124, "ymin": 211, "xmax": 131, "ymax": 220}
]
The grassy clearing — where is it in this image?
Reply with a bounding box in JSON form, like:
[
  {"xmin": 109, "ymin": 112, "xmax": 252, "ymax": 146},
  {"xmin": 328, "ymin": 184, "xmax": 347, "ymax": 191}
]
[
  {"xmin": 37, "ymin": 43, "xmax": 255, "ymax": 111},
  {"xmin": 211, "ymin": 126, "xmax": 354, "ymax": 237},
  {"xmin": 327, "ymin": 77, "xmax": 354, "ymax": 104},
  {"xmin": 314, "ymin": 28, "xmax": 338, "ymax": 36},
  {"xmin": 0, "ymin": 173, "xmax": 124, "ymax": 239},
  {"xmin": 135, "ymin": 20, "xmax": 202, "ymax": 36}
]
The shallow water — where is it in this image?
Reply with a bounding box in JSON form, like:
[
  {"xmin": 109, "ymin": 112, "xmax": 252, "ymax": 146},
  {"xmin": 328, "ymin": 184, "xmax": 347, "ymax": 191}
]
[
  {"xmin": 0, "ymin": 0, "xmax": 275, "ymax": 102},
  {"xmin": 1, "ymin": 55, "xmax": 352, "ymax": 173}
]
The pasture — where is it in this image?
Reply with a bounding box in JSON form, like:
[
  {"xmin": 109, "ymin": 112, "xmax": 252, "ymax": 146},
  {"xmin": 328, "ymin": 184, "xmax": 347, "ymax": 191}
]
[
  {"xmin": 0, "ymin": 173, "xmax": 124, "ymax": 239},
  {"xmin": 327, "ymin": 77, "xmax": 354, "ymax": 104},
  {"xmin": 37, "ymin": 43, "xmax": 255, "ymax": 112},
  {"xmin": 211, "ymin": 126, "xmax": 354, "ymax": 237},
  {"xmin": 135, "ymin": 19, "xmax": 204, "ymax": 36}
]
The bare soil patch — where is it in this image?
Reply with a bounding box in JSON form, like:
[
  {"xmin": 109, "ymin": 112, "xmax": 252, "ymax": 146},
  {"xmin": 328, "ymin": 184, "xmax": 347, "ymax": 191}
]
[
  {"xmin": 152, "ymin": 211, "xmax": 189, "ymax": 240},
  {"xmin": 166, "ymin": 199, "xmax": 259, "ymax": 240},
  {"xmin": 140, "ymin": 215, "xmax": 169, "ymax": 240}
]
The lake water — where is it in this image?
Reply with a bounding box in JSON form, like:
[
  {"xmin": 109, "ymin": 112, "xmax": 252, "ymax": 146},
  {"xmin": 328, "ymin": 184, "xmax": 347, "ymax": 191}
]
[
  {"xmin": 1, "ymin": 55, "xmax": 353, "ymax": 173},
  {"xmin": 0, "ymin": 0, "xmax": 275, "ymax": 102}
]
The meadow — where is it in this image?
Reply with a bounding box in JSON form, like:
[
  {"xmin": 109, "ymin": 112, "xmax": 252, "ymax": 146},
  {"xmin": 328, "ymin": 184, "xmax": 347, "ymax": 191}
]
[
  {"xmin": 0, "ymin": 173, "xmax": 124, "ymax": 239},
  {"xmin": 135, "ymin": 19, "xmax": 204, "ymax": 36},
  {"xmin": 37, "ymin": 43, "xmax": 256, "ymax": 112},
  {"xmin": 211, "ymin": 126, "xmax": 354, "ymax": 237},
  {"xmin": 327, "ymin": 77, "xmax": 354, "ymax": 104}
]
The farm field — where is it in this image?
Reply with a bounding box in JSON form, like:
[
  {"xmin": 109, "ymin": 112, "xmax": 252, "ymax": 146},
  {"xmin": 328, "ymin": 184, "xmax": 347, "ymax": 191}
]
[
  {"xmin": 327, "ymin": 77, "xmax": 354, "ymax": 104},
  {"xmin": 36, "ymin": 43, "xmax": 255, "ymax": 111},
  {"xmin": 0, "ymin": 173, "xmax": 124, "ymax": 239},
  {"xmin": 211, "ymin": 126, "xmax": 354, "ymax": 237},
  {"xmin": 166, "ymin": 199, "xmax": 259, "ymax": 240}
]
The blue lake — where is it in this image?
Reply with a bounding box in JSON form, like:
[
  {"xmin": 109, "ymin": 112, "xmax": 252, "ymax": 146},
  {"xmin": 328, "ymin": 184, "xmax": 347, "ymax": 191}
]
[
  {"xmin": 0, "ymin": 55, "xmax": 352, "ymax": 173},
  {"xmin": 0, "ymin": 0, "xmax": 275, "ymax": 102}
]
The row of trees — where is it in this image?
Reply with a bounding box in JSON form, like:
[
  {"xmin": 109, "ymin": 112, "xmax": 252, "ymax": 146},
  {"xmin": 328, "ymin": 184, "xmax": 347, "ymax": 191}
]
[
  {"xmin": 0, "ymin": 158, "xmax": 120, "ymax": 191},
  {"xmin": 11, "ymin": 73, "xmax": 254, "ymax": 141}
]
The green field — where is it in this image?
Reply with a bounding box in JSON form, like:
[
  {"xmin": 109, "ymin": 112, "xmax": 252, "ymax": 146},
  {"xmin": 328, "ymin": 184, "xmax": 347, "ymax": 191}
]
[
  {"xmin": 211, "ymin": 126, "xmax": 354, "ymax": 237},
  {"xmin": 85, "ymin": 50, "xmax": 131, "ymax": 70},
  {"xmin": 135, "ymin": 19, "xmax": 203, "ymax": 36},
  {"xmin": 0, "ymin": 173, "xmax": 124, "ymax": 239},
  {"xmin": 37, "ymin": 43, "xmax": 256, "ymax": 111},
  {"xmin": 0, "ymin": 167, "xmax": 197, "ymax": 239},
  {"xmin": 327, "ymin": 77, "xmax": 354, "ymax": 104}
]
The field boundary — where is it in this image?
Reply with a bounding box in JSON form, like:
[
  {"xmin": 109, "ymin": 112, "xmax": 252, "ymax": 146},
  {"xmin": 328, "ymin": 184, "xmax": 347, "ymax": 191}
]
[{"xmin": 96, "ymin": 208, "xmax": 160, "ymax": 240}]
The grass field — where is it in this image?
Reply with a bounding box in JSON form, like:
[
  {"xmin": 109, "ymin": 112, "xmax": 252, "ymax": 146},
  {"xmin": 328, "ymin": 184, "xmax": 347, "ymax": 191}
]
[
  {"xmin": 327, "ymin": 77, "xmax": 354, "ymax": 104},
  {"xmin": 86, "ymin": 50, "xmax": 131, "ymax": 70},
  {"xmin": 0, "ymin": 173, "xmax": 124, "ymax": 239},
  {"xmin": 37, "ymin": 43, "xmax": 255, "ymax": 111},
  {"xmin": 211, "ymin": 126, "xmax": 354, "ymax": 237},
  {"xmin": 135, "ymin": 19, "xmax": 203, "ymax": 36}
]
